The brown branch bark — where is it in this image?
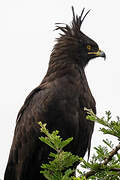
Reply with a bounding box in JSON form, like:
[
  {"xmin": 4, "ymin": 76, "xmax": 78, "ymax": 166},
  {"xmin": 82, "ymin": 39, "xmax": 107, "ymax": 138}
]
[
  {"xmin": 109, "ymin": 168, "xmax": 120, "ymax": 172},
  {"xmin": 84, "ymin": 143, "xmax": 120, "ymax": 178}
]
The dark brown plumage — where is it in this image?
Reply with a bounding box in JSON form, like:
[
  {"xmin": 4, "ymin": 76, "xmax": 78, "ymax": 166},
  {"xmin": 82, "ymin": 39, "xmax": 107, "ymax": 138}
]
[{"xmin": 4, "ymin": 7, "xmax": 105, "ymax": 180}]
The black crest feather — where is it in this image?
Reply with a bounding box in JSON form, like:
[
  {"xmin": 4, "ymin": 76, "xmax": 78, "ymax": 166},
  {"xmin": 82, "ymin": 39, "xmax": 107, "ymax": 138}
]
[
  {"xmin": 72, "ymin": 6, "xmax": 90, "ymax": 31},
  {"xmin": 55, "ymin": 6, "xmax": 90, "ymax": 36}
]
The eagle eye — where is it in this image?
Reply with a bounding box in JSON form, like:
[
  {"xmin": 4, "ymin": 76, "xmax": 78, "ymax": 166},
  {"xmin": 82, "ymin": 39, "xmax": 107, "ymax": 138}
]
[{"xmin": 86, "ymin": 45, "xmax": 91, "ymax": 51}]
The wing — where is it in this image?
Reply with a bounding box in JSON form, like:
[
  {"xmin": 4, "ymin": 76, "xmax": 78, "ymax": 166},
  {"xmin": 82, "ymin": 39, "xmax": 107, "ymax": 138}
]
[
  {"xmin": 16, "ymin": 86, "xmax": 42, "ymax": 122},
  {"xmin": 4, "ymin": 86, "xmax": 49, "ymax": 180}
]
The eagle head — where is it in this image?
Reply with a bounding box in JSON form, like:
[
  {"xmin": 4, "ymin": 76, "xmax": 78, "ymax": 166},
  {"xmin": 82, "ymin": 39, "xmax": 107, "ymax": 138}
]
[{"xmin": 54, "ymin": 6, "xmax": 106, "ymax": 68}]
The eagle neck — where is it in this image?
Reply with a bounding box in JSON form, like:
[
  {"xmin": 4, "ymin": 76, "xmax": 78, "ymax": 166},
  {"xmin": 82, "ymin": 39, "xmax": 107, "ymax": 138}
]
[{"xmin": 42, "ymin": 52, "xmax": 77, "ymax": 83}]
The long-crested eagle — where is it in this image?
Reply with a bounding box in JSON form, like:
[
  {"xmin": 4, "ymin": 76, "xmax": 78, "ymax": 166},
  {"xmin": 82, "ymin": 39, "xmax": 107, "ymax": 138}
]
[{"xmin": 4, "ymin": 7, "xmax": 106, "ymax": 180}]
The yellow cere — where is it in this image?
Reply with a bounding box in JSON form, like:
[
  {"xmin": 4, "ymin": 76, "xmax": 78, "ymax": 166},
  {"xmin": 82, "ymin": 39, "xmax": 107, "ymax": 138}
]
[{"xmin": 88, "ymin": 49, "xmax": 102, "ymax": 56}]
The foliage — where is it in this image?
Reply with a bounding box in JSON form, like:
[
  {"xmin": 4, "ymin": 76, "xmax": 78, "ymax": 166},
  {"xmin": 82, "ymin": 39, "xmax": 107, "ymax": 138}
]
[
  {"xmin": 39, "ymin": 122, "xmax": 80, "ymax": 180},
  {"xmin": 39, "ymin": 110, "xmax": 120, "ymax": 180}
]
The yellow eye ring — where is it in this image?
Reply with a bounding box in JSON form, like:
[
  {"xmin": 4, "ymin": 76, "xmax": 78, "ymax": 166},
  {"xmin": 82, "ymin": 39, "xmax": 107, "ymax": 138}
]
[{"xmin": 86, "ymin": 45, "xmax": 91, "ymax": 51}]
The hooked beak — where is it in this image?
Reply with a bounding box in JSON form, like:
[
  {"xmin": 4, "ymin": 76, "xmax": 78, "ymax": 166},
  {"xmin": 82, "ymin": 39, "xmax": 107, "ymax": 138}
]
[{"xmin": 88, "ymin": 49, "xmax": 106, "ymax": 60}]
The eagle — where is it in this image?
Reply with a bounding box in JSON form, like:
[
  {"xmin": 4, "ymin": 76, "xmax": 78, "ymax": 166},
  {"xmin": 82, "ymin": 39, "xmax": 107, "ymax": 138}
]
[{"xmin": 4, "ymin": 7, "xmax": 105, "ymax": 180}]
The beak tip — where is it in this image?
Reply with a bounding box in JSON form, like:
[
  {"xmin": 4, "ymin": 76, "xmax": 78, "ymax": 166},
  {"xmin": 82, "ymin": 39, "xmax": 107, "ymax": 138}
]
[{"xmin": 100, "ymin": 51, "xmax": 106, "ymax": 60}]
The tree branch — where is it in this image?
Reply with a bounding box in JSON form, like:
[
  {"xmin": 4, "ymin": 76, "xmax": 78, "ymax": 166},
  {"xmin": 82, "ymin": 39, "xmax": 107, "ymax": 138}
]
[
  {"xmin": 84, "ymin": 143, "xmax": 120, "ymax": 178},
  {"xmin": 103, "ymin": 143, "xmax": 120, "ymax": 165}
]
